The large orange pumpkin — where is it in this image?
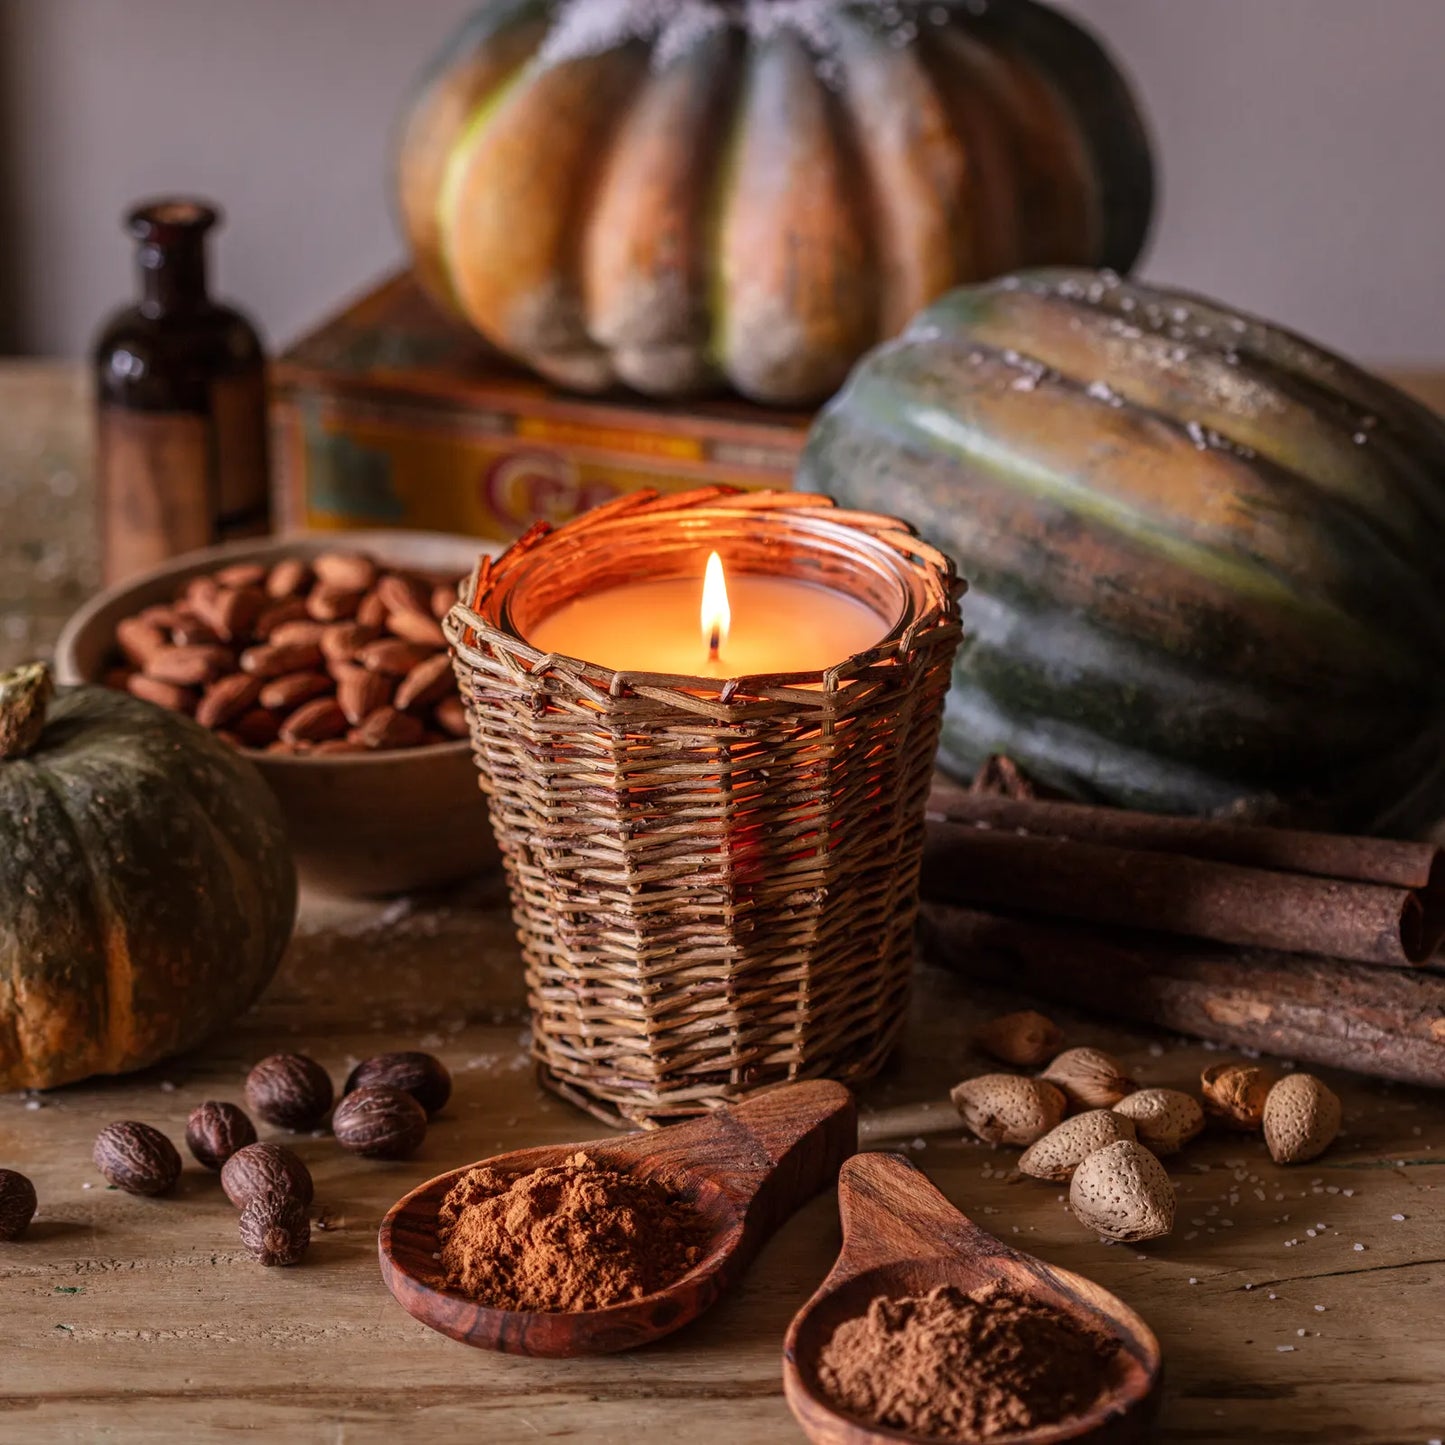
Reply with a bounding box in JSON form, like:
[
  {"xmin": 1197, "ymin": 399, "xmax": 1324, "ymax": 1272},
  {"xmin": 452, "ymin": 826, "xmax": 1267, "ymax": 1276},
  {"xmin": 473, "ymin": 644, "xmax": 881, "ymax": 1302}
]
[{"xmin": 396, "ymin": 0, "xmax": 1154, "ymax": 406}]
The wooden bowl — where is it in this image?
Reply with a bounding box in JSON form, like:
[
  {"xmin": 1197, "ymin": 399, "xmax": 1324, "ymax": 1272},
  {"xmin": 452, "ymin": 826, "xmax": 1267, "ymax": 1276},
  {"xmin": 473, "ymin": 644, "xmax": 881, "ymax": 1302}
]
[{"xmin": 54, "ymin": 530, "xmax": 500, "ymax": 897}]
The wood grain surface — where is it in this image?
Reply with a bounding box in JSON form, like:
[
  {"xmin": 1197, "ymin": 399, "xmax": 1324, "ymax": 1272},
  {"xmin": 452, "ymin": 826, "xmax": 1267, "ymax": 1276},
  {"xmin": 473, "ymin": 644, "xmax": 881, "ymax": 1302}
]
[{"xmin": 0, "ymin": 877, "xmax": 1441, "ymax": 1443}]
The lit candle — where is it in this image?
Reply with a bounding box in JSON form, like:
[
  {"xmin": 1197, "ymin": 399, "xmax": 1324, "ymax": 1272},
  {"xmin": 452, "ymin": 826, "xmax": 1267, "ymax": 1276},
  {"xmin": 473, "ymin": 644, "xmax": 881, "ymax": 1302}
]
[{"xmin": 527, "ymin": 551, "xmax": 888, "ymax": 676}]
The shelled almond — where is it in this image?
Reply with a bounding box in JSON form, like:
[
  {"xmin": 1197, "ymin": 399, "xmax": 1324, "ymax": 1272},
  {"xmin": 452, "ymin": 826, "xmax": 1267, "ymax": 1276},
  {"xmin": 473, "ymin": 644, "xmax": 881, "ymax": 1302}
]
[{"xmin": 102, "ymin": 550, "xmax": 465, "ymax": 755}]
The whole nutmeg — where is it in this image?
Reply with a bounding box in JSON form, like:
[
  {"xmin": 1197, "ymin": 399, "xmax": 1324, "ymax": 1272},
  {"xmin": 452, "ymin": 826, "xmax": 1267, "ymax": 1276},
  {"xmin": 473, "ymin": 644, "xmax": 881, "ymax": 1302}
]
[
  {"xmin": 1040, "ymin": 1047, "xmax": 1137, "ymax": 1112},
  {"xmin": 239, "ymin": 1195, "xmax": 310, "ymax": 1267},
  {"xmin": 0, "ymin": 1168, "xmax": 38, "ymax": 1239},
  {"xmin": 950, "ymin": 1073, "xmax": 1067, "ymax": 1149},
  {"xmin": 974, "ymin": 1010, "xmax": 1064, "ymax": 1068},
  {"xmin": 343, "ymin": 1051, "xmax": 451, "ymax": 1117},
  {"xmin": 1019, "ymin": 1109, "xmax": 1138, "ymax": 1183},
  {"xmin": 1070, "ymin": 1139, "xmax": 1175, "ymax": 1242},
  {"xmin": 1263, "ymin": 1073, "xmax": 1342, "ymax": 1165},
  {"xmin": 1201, "ymin": 1061, "xmax": 1274, "ymax": 1132},
  {"xmin": 221, "ymin": 1142, "xmax": 315, "ymax": 1209},
  {"xmin": 332, "ymin": 1085, "xmax": 428, "ymax": 1160},
  {"xmin": 185, "ymin": 1101, "xmax": 258, "ymax": 1170},
  {"xmin": 92, "ymin": 1122, "xmax": 182, "ymax": 1195},
  {"xmin": 1112, "ymin": 1088, "xmax": 1205, "ymax": 1156},
  {"xmin": 245, "ymin": 1053, "xmax": 334, "ymax": 1131}
]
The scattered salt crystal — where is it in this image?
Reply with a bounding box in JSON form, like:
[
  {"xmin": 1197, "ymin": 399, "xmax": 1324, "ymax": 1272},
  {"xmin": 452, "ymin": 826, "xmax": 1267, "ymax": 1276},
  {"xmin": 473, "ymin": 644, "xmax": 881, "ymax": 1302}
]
[
  {"xmin": 1148, "ymin": 1042, "xmax": 1164, "ymax": 1057},
  {"xmin": 1276, "ymin": 1345, "xmax": 1295, "ymax": 1352},
  {"xmin": 1244, "ymin": 1283, "xmax": 1254, "ymax": 1291},
  {"xmin": 1392, "ymin": 1213, "xmax": 1406, "ymax": 1221},
  {"xmin": 24, "ymin": 1100, "xmax": 40, "ymax": 1111},
  {"xmin": 159, "ymin": 1081, "xmax": 176, "ymax": 1093},
  {"xmin": 1188, "ymin": 1277, "xmax": 1198, "ymax": 1285},
  {"xmin": 1306, "ymin": 1230, "xmax": 1316, "ymax": 1238},
  {"xmin": 1314, "ymin": 1305, "xmax": 1326, "ymax": 1312},
  {"xmin": 1268, "ymin": 1293, "xmax": 1278, "ymax": 1300},
  {"xmin": 1296, "ymin": 1328, "xmax": 1307, "ymax": 1337},
  {"xmin": 81, "ymin": 1182, "xmax": 91, "ymax": 1190},
  {"xmin": 1342, "ymin": 1189, "xmax": 1354, "ymax": 1197},
  {"xmin": 1184, "ymin": 1232, "xmax": 1198, "ymax": 1241},
  {"xmin": 1353, "ymin": 1243, "xmax": 1366, "ymax": 1251}
]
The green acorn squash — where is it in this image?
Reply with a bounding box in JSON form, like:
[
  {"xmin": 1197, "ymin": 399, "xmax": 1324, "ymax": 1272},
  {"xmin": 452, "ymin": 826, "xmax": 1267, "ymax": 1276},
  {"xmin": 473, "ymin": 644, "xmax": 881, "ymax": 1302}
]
[
  {"xmin": 799, "ymin": 269, "xmax": 1445, "ymax": 832},
  {"xmin": 0, "ymin": 666, "xmax": 296, "ymax": 1090},
  {"xmin": 395, "ymin": 0, "xmax": 1153, "ymax": 405}
]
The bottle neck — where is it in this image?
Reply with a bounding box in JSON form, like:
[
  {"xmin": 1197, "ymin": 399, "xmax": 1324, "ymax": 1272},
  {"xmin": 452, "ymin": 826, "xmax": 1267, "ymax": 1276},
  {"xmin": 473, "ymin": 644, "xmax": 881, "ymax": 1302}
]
[{"xmin": 138, "ymin": 238, "xmax": 210, "ymax": 317}]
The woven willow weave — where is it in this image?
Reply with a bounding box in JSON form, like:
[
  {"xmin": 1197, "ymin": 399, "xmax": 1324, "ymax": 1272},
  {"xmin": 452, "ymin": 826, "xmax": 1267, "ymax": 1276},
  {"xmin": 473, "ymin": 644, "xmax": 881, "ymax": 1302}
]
[{"xmin": 448, "ymin": 489, "xmax": 963, "ymax": 1126}]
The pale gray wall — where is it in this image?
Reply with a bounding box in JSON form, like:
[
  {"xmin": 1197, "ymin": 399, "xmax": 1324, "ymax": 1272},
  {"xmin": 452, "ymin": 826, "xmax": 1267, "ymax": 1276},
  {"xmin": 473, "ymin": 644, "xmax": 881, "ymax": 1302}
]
[{"xmin": 2, "ymin": 0, "xmax": 1443, "ymax": 364}]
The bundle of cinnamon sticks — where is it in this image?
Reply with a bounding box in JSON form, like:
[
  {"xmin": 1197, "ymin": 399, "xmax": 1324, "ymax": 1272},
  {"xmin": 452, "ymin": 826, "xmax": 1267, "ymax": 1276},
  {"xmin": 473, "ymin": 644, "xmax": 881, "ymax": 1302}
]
[{"xmin": 919, "ymin": 776, "xmax": 1445, "ymax": 1087}]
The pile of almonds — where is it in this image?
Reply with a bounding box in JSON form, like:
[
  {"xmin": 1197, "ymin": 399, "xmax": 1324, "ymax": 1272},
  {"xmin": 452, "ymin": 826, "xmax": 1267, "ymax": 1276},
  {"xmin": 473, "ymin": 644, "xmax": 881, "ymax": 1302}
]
[
  {"xmin": 104, "ymin": 551, "xmax": 470, "ymax": 753},
  {"xmin": 79, "ymin": 1048, "xmax": 451, "ymax": 1267},
  {"xmin": 953, "ymin": 1009, "xmax": 1343, "ymax": 1244}
]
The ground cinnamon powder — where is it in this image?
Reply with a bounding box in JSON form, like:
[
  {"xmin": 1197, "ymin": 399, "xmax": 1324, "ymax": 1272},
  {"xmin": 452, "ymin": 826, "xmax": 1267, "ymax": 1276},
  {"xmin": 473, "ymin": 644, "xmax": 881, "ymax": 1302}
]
[
  {"xmin": 817, "ymin": 1283, "xmax": 1117, "ymax": 1442},
  {"xmin": 435, "ymin": 1152, "xmax": 708, "ymax": 1312}
]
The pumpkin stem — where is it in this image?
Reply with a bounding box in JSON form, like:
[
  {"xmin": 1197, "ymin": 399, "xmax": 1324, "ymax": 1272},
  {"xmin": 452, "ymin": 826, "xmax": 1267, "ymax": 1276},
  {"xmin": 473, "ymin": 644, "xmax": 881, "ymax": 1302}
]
[{"xmin": 0, "ymin": 662, "xmax": 55, "ymax": 760}]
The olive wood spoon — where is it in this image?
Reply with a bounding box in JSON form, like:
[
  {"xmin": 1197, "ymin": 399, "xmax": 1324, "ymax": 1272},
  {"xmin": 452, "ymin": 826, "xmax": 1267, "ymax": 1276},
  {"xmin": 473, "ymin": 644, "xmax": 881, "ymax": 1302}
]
[
  {"xmin": 783, "ymin": 1152, "xmax": 1162, "ymax": 1445},
  {"xmin": 378, "ymin": 1078, "xmax": 857, "ymax": 1356}
]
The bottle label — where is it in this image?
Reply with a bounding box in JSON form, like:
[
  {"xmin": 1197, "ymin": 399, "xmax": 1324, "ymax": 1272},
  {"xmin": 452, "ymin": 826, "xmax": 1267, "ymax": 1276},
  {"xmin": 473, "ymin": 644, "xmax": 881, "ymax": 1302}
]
[
  {"xmin": 212, "ymin": 371, "xmax": 270, "ymax": 540},
  {"xmin": 99, "ymin": 407, "xmax": 214, "ymax": 585}
]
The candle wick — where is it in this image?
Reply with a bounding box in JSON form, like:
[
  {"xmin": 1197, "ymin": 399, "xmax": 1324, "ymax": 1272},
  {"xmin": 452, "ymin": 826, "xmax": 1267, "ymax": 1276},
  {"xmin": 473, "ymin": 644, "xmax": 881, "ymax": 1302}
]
[{"xmin": 708, "ymin": 625, "xmax": 721, "ymax": 663}]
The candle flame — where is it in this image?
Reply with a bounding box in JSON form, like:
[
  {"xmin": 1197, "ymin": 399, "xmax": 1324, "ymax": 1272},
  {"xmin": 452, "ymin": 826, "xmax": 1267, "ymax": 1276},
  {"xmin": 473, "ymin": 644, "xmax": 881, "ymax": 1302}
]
[{"xmin": 701, "ymin": 551, "xmax": 730, "ymax": 663}]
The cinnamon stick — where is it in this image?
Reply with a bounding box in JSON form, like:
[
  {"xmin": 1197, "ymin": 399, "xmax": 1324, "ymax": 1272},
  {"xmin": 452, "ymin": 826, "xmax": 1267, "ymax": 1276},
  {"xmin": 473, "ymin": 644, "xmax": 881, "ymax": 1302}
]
[
  {"xmin": 921, "ymin": 793, "xmax": 1445, "ymax": 968},
  {"xmin": 918, "ymin": 903, "xmax": 1445, "ymax": 1089},
  {"xmin": 927, "ymin": 788, "xmax": 1442, "ymax": 889}
]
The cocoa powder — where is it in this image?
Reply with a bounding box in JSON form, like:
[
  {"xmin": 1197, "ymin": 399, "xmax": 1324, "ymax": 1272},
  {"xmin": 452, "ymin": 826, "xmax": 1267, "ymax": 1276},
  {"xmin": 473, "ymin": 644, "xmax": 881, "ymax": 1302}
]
[
  {"xmin": 817, "ymin": 1283, "xmax": 1116, "ymax": 1442},
  {"xmin": 435, "ymin": 1152, "xmax": 707, "ymax": 1312}
]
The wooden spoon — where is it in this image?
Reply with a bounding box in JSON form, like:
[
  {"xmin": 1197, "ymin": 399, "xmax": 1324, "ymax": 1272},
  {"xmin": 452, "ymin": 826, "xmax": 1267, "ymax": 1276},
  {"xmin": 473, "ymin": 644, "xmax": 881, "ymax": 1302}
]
[
  {"xmin": 378, "ymin": 1078, "xmax": 857, "ymax": 1356},
  {"xmin": 783, "ymin": 1152, "xmax": 1161, "ymax": 1445}
]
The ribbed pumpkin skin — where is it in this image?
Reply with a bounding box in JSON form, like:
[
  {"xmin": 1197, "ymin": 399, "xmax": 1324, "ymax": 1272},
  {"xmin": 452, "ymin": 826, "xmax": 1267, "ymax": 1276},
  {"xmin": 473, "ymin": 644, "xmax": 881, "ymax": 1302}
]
[
  {"xmin": 0, "ymin": 688, "xmax": 296, "ymax": 1090},
  {"xmin": 800, "ymin": 269, "xmax": 1445, "ymax": 831},
  {"xmin": 395, "ymin": 0, "xmax": 1153, "ymax": 405}
]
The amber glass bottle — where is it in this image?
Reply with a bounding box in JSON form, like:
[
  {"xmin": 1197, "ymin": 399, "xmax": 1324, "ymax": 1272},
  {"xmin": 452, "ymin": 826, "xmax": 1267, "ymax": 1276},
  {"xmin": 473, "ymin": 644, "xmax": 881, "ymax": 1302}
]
[{"xmin": 94, "ymin": 199, "xmax": 270, "ymax": 584}]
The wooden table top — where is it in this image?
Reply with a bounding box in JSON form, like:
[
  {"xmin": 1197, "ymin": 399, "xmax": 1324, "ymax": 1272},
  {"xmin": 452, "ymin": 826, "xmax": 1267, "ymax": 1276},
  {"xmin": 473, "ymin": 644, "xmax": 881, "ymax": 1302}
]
[
  {"xmin": 2, "ymin": 881, "xmax": 1441, "ymax": 1444},
  {"xmin": 2, "ymin": 361, "xmax": 1443, "ymax": 1443}
]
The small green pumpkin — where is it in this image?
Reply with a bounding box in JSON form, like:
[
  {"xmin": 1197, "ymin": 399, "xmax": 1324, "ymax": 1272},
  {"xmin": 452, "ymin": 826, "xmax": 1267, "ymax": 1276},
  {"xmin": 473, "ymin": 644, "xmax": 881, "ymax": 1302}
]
[
  {"xmin": 0, "ymin": 665, "xmax": 296, "ymax": 1090},
  {"xmin": 800, "ymin": 269, "xmax": 1445, "ymax": 831}
]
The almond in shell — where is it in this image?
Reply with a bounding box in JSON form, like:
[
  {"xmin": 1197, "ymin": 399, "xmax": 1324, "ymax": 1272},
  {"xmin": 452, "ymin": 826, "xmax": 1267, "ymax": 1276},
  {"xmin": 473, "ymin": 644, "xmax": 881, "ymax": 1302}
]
[
  {"xmin": 1262, "ymin": 1073, "xmax": 1341, "ymax": 1165},
  {"xmin": 1112, "ymin": 1088, "xmax": 1204, "ymax": 1156},
  {"xmin": 1018, "ymin": 1109, "xmax": 1137, "ymax": 1183},
  {"xmin": 1200, "ymin": 1061, "xmax": 1274, "ymax": 1132},
  {"xmin": 975, "ymin": 1010, "xmax": 1064, "ymax": 1068},
  {"xmin": 1069, "ymin": 1139, "xmax": 1175, "ymax": 1242},
  {"xmin": 1040, "ymin": 1047, "xmax": 1136, "ymax": 1112},
  {"xmin": 950, "ymin": 1073, "xmax": 1066, "ymax": 1148}
]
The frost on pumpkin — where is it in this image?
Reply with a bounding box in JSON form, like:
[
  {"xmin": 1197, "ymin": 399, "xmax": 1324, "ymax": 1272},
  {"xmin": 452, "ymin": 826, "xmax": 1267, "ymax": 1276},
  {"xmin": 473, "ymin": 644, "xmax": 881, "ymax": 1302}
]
[{"xmin": 538, "ymin": 0, "xmax": 965, "ymax": 76}]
